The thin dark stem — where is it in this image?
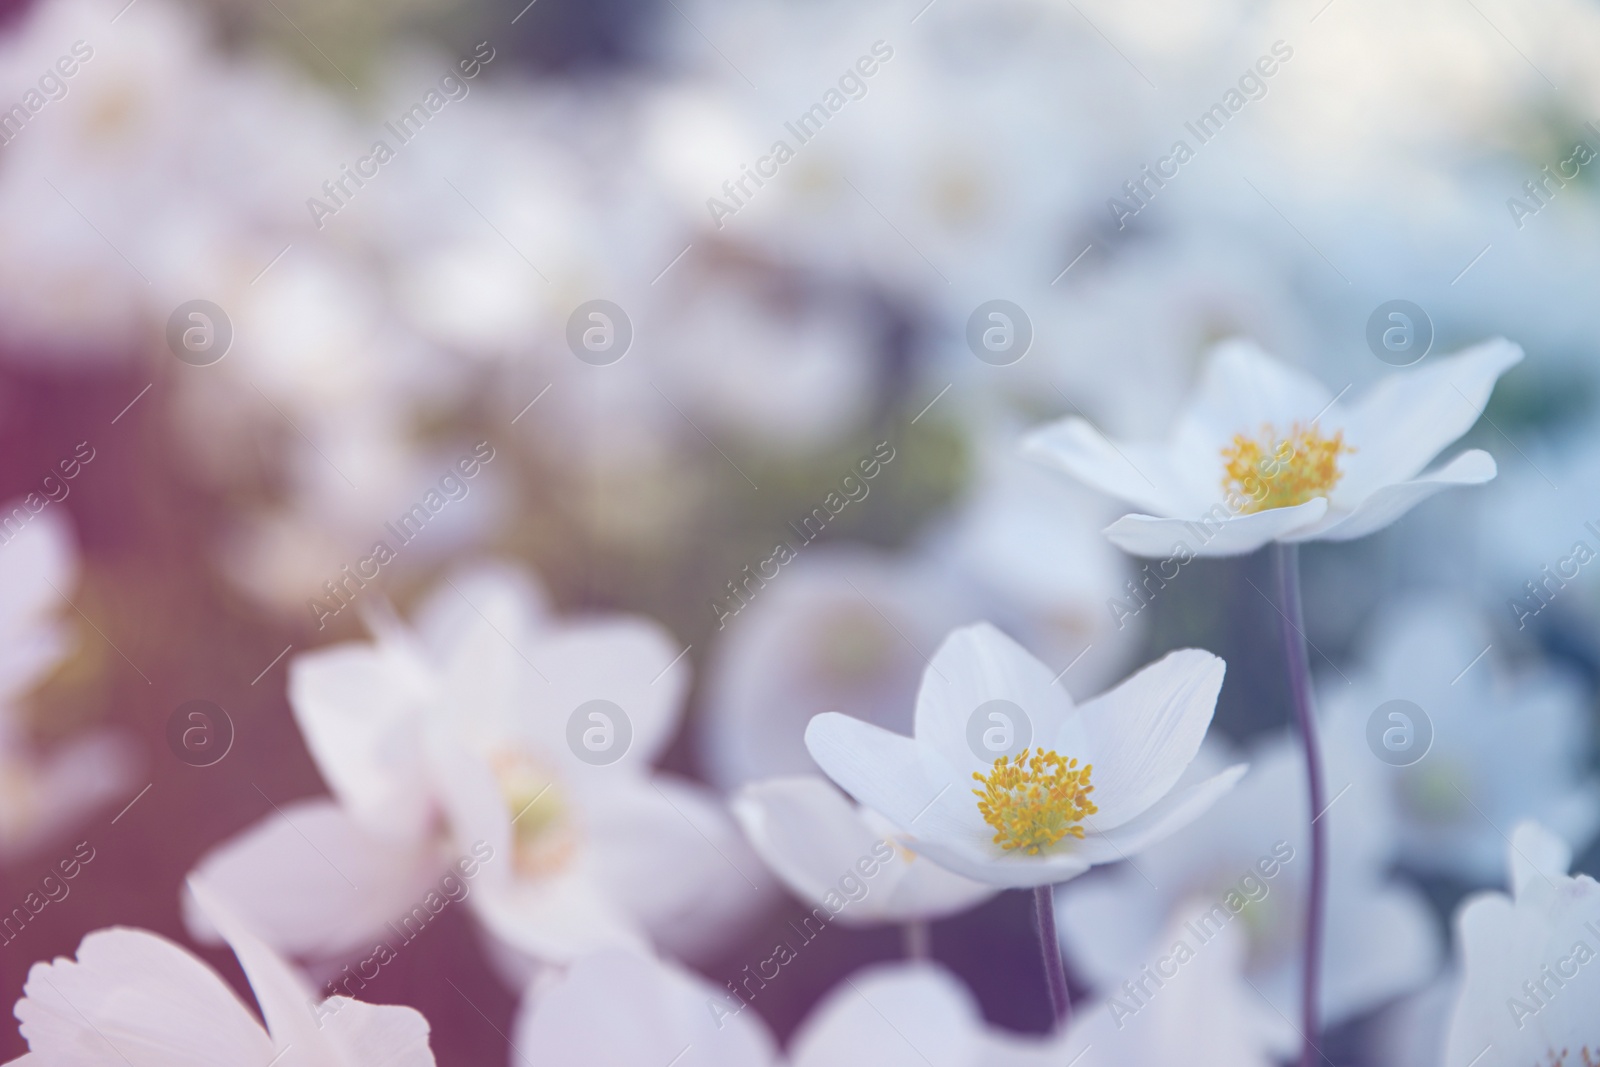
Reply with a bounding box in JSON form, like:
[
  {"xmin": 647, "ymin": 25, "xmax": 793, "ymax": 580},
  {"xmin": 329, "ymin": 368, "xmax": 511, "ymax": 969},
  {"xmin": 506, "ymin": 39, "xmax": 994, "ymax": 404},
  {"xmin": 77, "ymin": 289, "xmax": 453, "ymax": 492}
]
[
  {"xmin": 902, "ymin": 920, "xmax": 931, "ymax": 960},
  {"xmin": 1274, "ymin": 543, "xmax": 1327, "ymax": 1067},
  {"xmin": 1033, "ymin": 885, "xmax": 1071, "ymax": 1029}
]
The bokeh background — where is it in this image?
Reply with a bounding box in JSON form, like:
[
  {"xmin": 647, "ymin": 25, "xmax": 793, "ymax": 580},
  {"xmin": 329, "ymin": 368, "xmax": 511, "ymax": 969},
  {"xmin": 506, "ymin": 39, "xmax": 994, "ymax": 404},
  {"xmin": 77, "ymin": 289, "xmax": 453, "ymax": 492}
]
[{"xmin": 3, "ymin": 0, "xmax": 1600, "ymax": 1062}]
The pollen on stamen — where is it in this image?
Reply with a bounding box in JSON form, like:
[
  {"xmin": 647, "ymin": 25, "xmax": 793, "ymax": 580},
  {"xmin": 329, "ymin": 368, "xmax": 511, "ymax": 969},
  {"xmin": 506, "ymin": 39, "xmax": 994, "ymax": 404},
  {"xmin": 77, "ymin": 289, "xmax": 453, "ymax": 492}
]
[
  {"xmin": 972, "ymin": 748, "xmax": 1097, "ymax": 855},
  {"xmin": 1220, "ymin": 421, "xmax": 1353, "ymax": 514}
]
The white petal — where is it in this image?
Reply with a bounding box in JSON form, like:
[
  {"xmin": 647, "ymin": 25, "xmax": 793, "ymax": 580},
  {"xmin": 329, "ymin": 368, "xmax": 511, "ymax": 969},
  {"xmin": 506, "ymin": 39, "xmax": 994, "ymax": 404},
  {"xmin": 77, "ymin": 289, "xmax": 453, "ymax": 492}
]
[
  {"xmin": 473, "ymin": 867, "xmax": 648, "ymax": 964},
  {"xmin": 511, "ymin": 951, "xmax": 778, "ymax": 1067},
  {"xmin": 1072, "ymin": 650, "xmax": 1226, "ymax": 829},
  {"xmin": 902, "ymin": 835, "xmax": 1094, "ymax": 889},
  {"xmin": 1330, "ymin": 337, "xmax": 1522, "ymax": 500},
  {"xmin": 1103, "ymin": 498, "xmax": 1327, "ymax": 557},
  {"xmin": 1074, "ymin": 765, "xmax": 1247, "ymax": 864},
  {"xmin": 1284, "ymin": 449, "xmax": 1496, "ymax": 542},
  {"xmin": 1022, "ymin": 417, "xmax": 1191, "ymax": 516},
  {"xmin": 525, "ymin": 618, "xmax": 690, "ymax": 775},
  {"xmin": 186, "ymin": 878, "xmax": 325, "ymax": 1053},
  {"xmin": 411, "ymin": 560, "xmax": 549, "ymax": 658},
  {"xmin": 289, "ymin": 644, "xmax": 434, "ymax": 836},
  {"xmin": 734, "ymin": 777, "xmax": 992, "ymax": 924},
  {"xmin": 13, "ymin": 928, "xmax": 271, "ymax": 1066},
  {"xmin": 184, "ymin": 799, "xmax": 446, "ymax": 960},
  {"xmin": 789, "ymin": 961, "xmax": 983, "ymax": 1067},
  {"xmin": 1321, "ymin": 881, "xmax": 1441, "ymax": 1024},
  {"xmin": 1509, "ymin": 820, "xmax": 1572, "ymax": 897},
  {"xmin": 584, "ymin": 774, "xmax": 768, "ymax": 961},
  {"xmin": 1170, "ymin": 339, "xmax": 1334, "ymax": 468},
  {"xmin": 316, "ymin": 999, "xmax": 438, "ymax": 1067},
  {"xmin": 913, "ymin": 623, "xmax": 1078, "ymax": 778},
  {"xmin": 804, "ymin": 713, "xmax": 957, "ymax": 836}
]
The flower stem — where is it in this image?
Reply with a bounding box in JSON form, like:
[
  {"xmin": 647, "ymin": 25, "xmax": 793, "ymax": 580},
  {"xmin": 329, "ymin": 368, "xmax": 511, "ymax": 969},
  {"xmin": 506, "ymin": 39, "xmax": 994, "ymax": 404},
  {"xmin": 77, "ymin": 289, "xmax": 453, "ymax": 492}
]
[
  {"xmin": 1273, "ymin": 543, "xmax": 1326, "ymax": 1067},
  {"xmin": 1033, "ymin": 885, "xmax": 1071, "ymax": 1029},
  {"xmin": 902, "ymin": 920, "xmax": 931, "ymax": 960}
]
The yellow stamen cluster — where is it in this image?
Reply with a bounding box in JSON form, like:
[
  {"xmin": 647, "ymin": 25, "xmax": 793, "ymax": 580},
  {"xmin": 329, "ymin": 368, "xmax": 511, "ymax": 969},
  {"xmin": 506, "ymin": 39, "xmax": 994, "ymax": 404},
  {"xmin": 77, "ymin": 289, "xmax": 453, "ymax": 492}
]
[
  {"xmin": 972, "ymin": 748, "xmax": 1097, "ymax": 855},
  {"xmin": 1220, "ymin": 422, "xmax": 1352, "ymax": 514}
]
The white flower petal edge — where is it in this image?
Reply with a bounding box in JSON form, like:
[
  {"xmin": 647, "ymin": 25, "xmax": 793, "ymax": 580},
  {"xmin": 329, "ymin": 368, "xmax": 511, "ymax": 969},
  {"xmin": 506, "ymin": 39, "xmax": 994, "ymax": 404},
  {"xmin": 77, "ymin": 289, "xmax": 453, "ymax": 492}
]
[
  {"xmin": 790, "ymin": 960, "xmax": 1071, "ymax": 1067},
  {"xmin": 1024, "ymin": 337, "xmax": 1523, "ymax": 557},
  {"xmin": 732, "ymin": 776, "xmax": 995, "ymax": 924},
  {"xmin": 1443, "ymin": 821, "xmax": 1600, "ymax": 1067},
  {"xmin": 7, "ymin": 877, "xmax": 436, "ymax": 1066},
  {"xmin": 511, "ymin": 950, "xmax": 778, "ymax": 1067},
  {"xmin": 804, "ymin": 623, "xmax": 1241, "ymax": 888}
]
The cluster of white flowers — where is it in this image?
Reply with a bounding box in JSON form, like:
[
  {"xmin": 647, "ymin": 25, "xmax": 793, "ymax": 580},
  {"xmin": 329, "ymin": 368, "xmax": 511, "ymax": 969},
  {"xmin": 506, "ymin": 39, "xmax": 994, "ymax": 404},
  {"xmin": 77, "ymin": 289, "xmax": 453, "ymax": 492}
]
[{"xmin": 6, "ymin": 0, "xmax": 1600, "ymax": 1062}]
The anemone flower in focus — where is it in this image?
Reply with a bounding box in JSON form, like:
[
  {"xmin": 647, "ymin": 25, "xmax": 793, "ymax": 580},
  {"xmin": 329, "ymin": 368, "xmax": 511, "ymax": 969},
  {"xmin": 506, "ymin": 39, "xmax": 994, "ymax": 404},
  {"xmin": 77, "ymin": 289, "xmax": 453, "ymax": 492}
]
[
  {"xmin": 187, "ymin": 563, "xmax": 765, "ymax": 984},
  {"xmin": 732, "ymin": 775, "xmax": 995, "ymax": 926},
  {"xmin": 803, "ymin": 623, "xmax": 1243, "ymax": 888},
  {"xmin": 1022, "ymin": 337, "xmax": 1521, "ymax": 556},
  {"xmin": 4, "ymin": 878, "xmax": 436, "ymax": 1066}
]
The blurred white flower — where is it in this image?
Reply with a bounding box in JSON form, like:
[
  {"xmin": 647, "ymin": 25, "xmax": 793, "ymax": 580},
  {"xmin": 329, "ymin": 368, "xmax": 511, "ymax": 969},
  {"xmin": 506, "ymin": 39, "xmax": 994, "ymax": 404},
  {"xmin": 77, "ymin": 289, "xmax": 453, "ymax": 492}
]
[
  {"xmin": 6, "ymin": 877, "xmax": 436, "ymax": 1066},
  {"xmin": 188, "ymin": 563, "xmax": 765, "ymax": 981},
  {"xmin": 918, "ymin": 415, "xmax": 1136, "ymax": 694},
  {"xmin": 512, "ymin": 950, "xmax": 779, "ymax": 1067},
  {"xmin": 0, "ymin": 505, "xmax": 136, "ymax": 859},
  {"xmin": 732, "ymin": 776, "xmax": 994, "ymax": 924},
  {"xmin": 699, "ymin": 547, "xmax": 976, "ymax": 788},
  {"xmin": 805, "ymin": 622, "xmax": 1242, "ymax": 887},
  {"xmin": 1024, "ymin": 337, "xmax": 1522, "ymax": 555},
  {"xmin": 1323, "ymin": 596, "xmax": 1600, "ymax": 883},
  {"xmin": 1059, "ymin": 902, "xmax": 1280, "ymax": 1067},
  {"xmin": 1057, "ymin": 736, "xmax": 1440, "ymax": 1047},
  {"xmin": 512, "ymin": 948, "xmax": 1076, "ymax": 1067},
  {"xmin": 1444, "ymin": 821, "xmax": 1600, "ymax": 1067}
]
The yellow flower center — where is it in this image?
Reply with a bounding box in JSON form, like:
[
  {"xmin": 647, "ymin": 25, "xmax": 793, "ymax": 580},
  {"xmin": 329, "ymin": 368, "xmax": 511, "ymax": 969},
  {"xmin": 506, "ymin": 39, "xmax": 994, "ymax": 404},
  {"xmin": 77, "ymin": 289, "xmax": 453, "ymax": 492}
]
[
  {"xmin": 972, "ymin": 748, "xmax": 1098, "ymax": 855},
  {"xmin": 491, "ymin": 750, "xmax": 577, "ymax": 878},
  {"xmin": 1220, "ymin": 422, "xmax": 1353, "ymax": 514}
]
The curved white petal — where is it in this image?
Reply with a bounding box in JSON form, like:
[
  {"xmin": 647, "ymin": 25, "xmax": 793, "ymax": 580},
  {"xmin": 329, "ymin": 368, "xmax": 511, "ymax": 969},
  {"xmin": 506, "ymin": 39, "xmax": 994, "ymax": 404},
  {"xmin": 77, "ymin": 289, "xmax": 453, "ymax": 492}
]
[
  {"xmin": 511, "ymin": 951, "xmax": 778, "ymax": 1067},
  {"xmin": 1510, "ymin": 820, "xmax": 1573, "ymax": 897},
  {"xmin": 788, "ymin": 961, "xmax": 985, "ymax": 1067},
  {"xmin": 902, "ymin": 835, "xmax": 1094, "ymax": 889},
  {"xmin": 1331, "ymin": 337, "xmax": 1522, "ymax": 500},
  {"xmin": 1284, "ymin": 449, "xmax": 1496, "ymax": 542},
  {"xmin": 1173, "ymin": 339, "xmax": 1336, "ymax": 455},
  {"xmin": 1022, "ymin": 417, "xmax": 1191, "ymax": 516},
  {"xmin": 804, "ymin": 713, "xmax": 957, "ymax": 835},
  {"xmin": 473, "ymin": 865, "xmax": 647, "ymax": 964},
  {"xmin": 184, "ymin": 799, "xmax": 446, "ymax": 961},
  {"xmin": 317, "ymin": 999, "xmax": 439, "ymax": 1067},
  {"xmin": 1073, "ymin": 649, "xmax": 1225, "ymax": 829},
  {"xmin": 1103, "ymin": 499, "xmax": 1327, "ymax": 558},
  {"xmin": 734, "ymin": 777, "xmax": 992, "ymax": 924},
  {"xmin": 289, "ymin": 644, "xmax": 434, "ymax": 836},
  {"xmin": 1074, "ymin": 765, "xmax": 1247, "ymax": 865},
  {"xmin": 913, "ymin": 623, "xmax": 1078, "ymax": 779},
  {"xmin": 13, "ymin": 927, "xmax": 272, "ymax": 1066},
  {"xmin": 584, "ymin": 774, "xmax": 769, "ymax": 961},
  {"xmin": 522, "ymin": 617, "xmax": 690, "ymax": 775}
]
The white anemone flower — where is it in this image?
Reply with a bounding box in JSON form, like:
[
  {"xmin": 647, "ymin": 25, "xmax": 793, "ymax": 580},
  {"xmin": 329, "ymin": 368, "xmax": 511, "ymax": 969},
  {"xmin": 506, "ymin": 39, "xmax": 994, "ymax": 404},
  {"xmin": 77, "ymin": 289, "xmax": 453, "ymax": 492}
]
[
  {"xmin": 1323, "ymin": 596, "xmax": 1600, "ymax": 883},
  {"xmin": 1444, "ymin": 821, "xmax": 1600, "ymax": 1067},
  {"xmin": 732, "ymin": 776, "xmax": 995, "ymax": 925},
  {"xmin": 4, "ymin": 878, "xmax": 436, "ymax": 1066},
  {"xmin": 1022, "ymin": 337, "xmax": 1522, "ymax": 556},
  {"xmin": 188, "ymin": 564, "xmax": 764, "ymax": 979},
  {"xmin": 804, "ymin": 622, "xmax": 1244, "ymax": 888}
]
